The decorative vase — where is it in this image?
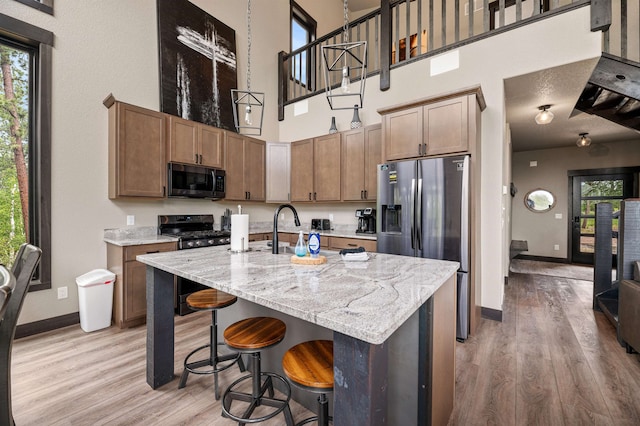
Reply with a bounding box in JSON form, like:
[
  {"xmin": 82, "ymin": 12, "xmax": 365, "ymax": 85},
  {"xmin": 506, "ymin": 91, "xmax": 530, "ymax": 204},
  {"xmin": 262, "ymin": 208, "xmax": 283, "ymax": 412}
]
[
  {"xmin": 329, "ymin": 116, "xmax": 338, "ymax": 134},
  {"xmin": 350, "ymin": 105, "xmax": 362, "ymax": 129}
]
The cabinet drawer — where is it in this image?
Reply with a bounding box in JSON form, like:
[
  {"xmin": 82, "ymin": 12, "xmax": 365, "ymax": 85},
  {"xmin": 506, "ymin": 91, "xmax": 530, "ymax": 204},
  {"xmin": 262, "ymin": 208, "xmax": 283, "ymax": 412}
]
[
  {"xmin": 124, "ymin": 242, "xmax": 177, "ymax": 261},
  {"xmin": 328, "ymin": 237, "xmax": 376, "ymax": 252}
]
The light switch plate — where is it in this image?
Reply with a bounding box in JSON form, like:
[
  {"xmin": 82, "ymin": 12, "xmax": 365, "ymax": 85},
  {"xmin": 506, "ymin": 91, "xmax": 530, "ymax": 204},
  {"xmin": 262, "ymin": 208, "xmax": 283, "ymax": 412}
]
[
  {"xmin": 57, "ymin": 286, "xmax": 68, "ymax": 299},
  {"xmin": 127, "ymin": 215, "xmax": 135, "ymax": 226},
  {"xmin": 554, "ymin": 244, "xmax": 560, "ymax": 251},
  {"xmin": 329, "ymin": 214, "xmax": 334, "ymax": 221},
  {"xmin": 530, "ymin": 161, "xmax": 537, "ymax": 167},
  {"xmin": 555, "ymin": 213, "xmax": 562, "ymax": 219}
]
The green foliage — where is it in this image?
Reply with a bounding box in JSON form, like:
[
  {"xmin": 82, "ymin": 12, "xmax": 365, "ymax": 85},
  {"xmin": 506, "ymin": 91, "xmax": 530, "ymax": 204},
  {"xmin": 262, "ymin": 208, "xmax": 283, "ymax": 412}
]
[{"xmin": 0, "ymin": 44, "xmax": 29, "ymax": 266}]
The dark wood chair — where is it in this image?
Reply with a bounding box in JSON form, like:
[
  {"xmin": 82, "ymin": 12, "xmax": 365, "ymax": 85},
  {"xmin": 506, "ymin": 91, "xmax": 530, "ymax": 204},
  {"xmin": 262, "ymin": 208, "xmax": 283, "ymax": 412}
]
[
  {"xmin": 0, "ymin": 243, "xmax": 42, "ymax": 426},
  {"xmin": 0, "ymin": 266, "xmax": 15, "ymax": 322}
]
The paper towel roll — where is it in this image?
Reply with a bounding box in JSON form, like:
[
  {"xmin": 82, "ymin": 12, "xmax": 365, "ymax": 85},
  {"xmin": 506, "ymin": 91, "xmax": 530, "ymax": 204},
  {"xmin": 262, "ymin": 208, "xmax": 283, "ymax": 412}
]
[{"xmin": 231, "ymin": 214, "xmax": 249, "ymax": 252}]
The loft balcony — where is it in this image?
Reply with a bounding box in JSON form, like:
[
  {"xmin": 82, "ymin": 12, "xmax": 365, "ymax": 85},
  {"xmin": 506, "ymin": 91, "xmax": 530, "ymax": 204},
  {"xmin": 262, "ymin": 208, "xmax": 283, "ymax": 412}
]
[{"xmin": 278, "ymin": 0, "xmax": 640, "ymax": 127}]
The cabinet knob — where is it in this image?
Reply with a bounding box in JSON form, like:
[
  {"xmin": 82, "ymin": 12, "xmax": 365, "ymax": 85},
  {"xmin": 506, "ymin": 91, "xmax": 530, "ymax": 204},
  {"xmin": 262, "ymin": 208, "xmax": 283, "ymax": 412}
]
[
  {"xmin": 199, "ymin": 154, "xmax": 203, "ymax": 164},
  {"xmin": 309, "ymin": 192, "xmax": 312, "ymax": 201},
  {"xmin": 364, "ymin": 190, "xmax": 368, "ymax": 199},
  {"xmin": 195, "ymin": 154, "xmax": 199, "ymax": 163},
  {"xmin": 361, "ymin": 190, "xmax": 364, "ymax": 199},
  {"xmin": 314, "ymin": 192, "xmax": 317, "ymax": 201}
]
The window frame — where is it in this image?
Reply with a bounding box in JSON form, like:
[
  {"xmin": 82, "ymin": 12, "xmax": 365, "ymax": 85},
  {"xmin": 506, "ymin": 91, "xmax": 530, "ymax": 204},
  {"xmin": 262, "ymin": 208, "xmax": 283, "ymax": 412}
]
[
  {"xmin": 11, "ymin": 0, "xmax": 53, "ymax": 16},
  {"xmin": 0, "ymin": 13, "xmax": 53, "ymax": 291},
  {"xmin": 290, "ymin": 0, "xmax": 316, "ymax": 89}
]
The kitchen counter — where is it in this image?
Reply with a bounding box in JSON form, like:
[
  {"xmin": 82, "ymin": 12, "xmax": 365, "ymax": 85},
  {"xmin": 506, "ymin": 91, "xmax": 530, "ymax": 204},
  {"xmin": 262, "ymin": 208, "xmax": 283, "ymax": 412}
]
[
  {"xmin": 103, "ymin": 226, "xmax": 178, "ymax": 247},
  {"xmin": 138, "ymin": 241, "xmax": 456, "ymax": 344},
  {"xmin": 138, "ymin": 242, "xmax": 458, "ymax": 425}
]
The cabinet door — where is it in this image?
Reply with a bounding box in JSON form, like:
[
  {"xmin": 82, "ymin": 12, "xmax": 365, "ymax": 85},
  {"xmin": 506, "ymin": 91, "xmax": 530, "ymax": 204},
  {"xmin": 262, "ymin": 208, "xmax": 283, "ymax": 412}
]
[
  {"xmin": 290, "ymin": 139, "xmax": 314, "ymax": 202},
  {"xmin": 199, "ymin": 125, "xmax": 225, "ymax": 168},
  {"xmin": 244, "ymin": 137, "xmax": 265, "ymax": 201},
  {"xmin": 266, "ymin": 142, "xmax": 291, "ymax": 203},
  {"xmin": 341, "ymin": 128, "xmax": 365, "ymax": 201},
  {"xmin": 423, "ymin": 96, "xmax": 469, "ymax": 155},
  {"xmin": 125, "ymin": 260, "xmax": 148, "ymax": 322},
  {"xmin": 112, "ymin": 103, "xmax": 166, "ymax": 198},
  {"xmin": 225, "ymin": 132, "xmax": 246, "ymax": 200},
  {"xmin": 314, "ymin": 134, "xmax": 341, "ymax": 201},
  {"xmin": 364, "ymin": 124, "xmax": 382, "ymax": 201},
  {"xmin": 168, "ymin": 115, "xmax": 198, "ymax": 165},
  {"xmin": 383, "ymin": 106, "xmax": 422, "ymax": 161}
]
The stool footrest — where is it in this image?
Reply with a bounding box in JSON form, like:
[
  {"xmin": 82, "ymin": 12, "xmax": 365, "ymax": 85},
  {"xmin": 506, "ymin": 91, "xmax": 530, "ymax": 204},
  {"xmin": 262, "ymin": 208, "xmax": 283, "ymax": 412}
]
[{"xmin": 222, "ymin": 372, "xmax": 293, "ymax": 425}]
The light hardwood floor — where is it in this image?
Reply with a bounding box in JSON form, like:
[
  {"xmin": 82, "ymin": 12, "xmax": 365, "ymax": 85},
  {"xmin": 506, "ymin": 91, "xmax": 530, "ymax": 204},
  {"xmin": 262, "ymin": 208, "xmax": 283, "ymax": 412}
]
[{"xmin": 11, "ymin": 269, "xmax": 640, "ymax": 425}]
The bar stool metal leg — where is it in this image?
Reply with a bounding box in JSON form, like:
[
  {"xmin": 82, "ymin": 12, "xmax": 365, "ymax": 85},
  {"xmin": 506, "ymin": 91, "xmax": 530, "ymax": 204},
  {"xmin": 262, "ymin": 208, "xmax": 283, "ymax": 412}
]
[{"xmin": 178, "ymin": 309, "xmax": 245, "ymax": 399}]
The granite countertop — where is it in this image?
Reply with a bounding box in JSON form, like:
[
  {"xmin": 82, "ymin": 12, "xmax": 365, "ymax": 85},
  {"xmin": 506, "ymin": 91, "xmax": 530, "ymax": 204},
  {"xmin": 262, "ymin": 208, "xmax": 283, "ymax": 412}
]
[
  {"xmin": 103, "ymin": 226, "xmax": 178, "ymax": 247},
  {"xmin": 137, "ymin": 241, "xmax": 458, "ymax": 345}
]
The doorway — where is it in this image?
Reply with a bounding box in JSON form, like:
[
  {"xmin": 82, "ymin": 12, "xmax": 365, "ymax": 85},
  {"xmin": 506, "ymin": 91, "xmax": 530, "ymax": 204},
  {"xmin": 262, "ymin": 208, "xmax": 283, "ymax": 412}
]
[{"xmin": 569, "ymin": 170, "xmax": 637, "ymax": 265}]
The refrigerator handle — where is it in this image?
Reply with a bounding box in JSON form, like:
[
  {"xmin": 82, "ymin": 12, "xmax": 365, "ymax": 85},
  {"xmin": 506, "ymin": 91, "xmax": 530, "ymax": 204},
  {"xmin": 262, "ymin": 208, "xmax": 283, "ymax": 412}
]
[
  {"xmin": 410, "ymin": 178, "xmax": 416, "ymax": 249},
  {"xmin": 416, "ymin": 178, "xmax": 423, "ymax": 250},
  {"xmin": 460, "ymin": 156, "xmax": 470, "ymax": 271}
]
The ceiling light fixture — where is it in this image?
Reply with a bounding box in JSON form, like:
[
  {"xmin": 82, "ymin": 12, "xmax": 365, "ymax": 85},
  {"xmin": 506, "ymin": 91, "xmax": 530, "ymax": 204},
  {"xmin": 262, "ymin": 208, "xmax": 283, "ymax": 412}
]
[
  {"xmin": 535, "ymin": 105, "xmax": 554, "ymax": 125},
  {"xmin": 321, "ymin": 0, "xmax": 367, "ymax": 110},
  {"xmin": 576, "ymin": 132, "xmax": 592, "ymax": 147},
  {"xmin": 231, "ymin": 0, "xmax": 264, "ymax": 135}
]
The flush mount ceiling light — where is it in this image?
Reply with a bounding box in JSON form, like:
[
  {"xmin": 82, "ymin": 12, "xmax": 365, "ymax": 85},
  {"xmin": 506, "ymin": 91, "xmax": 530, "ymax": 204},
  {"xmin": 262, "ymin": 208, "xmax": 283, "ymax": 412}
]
[
  {"xmin": 576, "ymin": 132, "xmax": 592, "ymax": 147},
  {"xmin": 534, "ymin": 105, "xmax": 554, "ymax": 125},
  {"xmin": 321, "ymin": 0, "xmax": 367, "ymax": 110},
  {"xmin": 231, "ymin": 0, "xmax": 264, "ymax": 136}
]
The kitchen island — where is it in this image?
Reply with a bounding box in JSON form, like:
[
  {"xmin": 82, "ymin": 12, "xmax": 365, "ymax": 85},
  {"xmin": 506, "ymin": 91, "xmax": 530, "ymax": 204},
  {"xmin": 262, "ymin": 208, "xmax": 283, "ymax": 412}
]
[{"xmin": 137, "ymin": 242, "xmax": 458, "ymax": 426}]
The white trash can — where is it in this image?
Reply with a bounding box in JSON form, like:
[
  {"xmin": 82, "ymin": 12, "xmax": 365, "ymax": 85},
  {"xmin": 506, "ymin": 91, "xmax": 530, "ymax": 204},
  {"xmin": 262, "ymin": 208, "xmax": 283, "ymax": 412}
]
[{"xmin": 76, "ymin": 269, "xmax": 115, "ymax": 332}]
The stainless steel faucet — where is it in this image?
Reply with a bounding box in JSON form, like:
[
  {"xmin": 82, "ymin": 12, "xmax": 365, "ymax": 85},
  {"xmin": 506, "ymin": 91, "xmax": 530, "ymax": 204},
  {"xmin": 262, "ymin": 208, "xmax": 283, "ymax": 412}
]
[{"xmin": 272, "ymin": 204, "xmax": 301, "ymax": 254}]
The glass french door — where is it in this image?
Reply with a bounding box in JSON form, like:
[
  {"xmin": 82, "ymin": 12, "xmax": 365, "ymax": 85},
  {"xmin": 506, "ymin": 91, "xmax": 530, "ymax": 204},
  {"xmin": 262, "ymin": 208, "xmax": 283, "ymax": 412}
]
[{"xmin": 571, "ymin": 173, "xmax": 634, "ymax": 265}]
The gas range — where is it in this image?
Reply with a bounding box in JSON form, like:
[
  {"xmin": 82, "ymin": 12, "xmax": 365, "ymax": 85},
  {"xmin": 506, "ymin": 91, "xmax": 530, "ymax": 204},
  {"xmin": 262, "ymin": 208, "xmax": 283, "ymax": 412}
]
[{"xmin": 158, "ymin": 214, "xmax": 231, "ymax": 249}]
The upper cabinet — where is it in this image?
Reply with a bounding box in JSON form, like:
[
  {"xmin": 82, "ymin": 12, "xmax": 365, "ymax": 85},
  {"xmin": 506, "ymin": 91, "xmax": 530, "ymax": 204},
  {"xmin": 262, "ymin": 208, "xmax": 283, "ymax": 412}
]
[
  {"xmin": 341, "ymin": 124, "xmax": 381, "ymax": 201},
  {"xmin": 167, "ymin": 115, "xmax": 225, "ymax": 168},
  {"xmin": 225, "ymin": 133, "xmax": 265, "ymax": 201},
  {"xmin": 290, "ymin": 134, "xmax": 341, "ymax": 202},
  {"xmin": 105, "ymin": 96, "xmax": 166, "ymax": 199},
  {"xmin": 379, "ymin": 87, "xmax": 485, "ymax": 161},
  {"xmin": 266, "ymin": 142, "xmax": 291, "ymax": 203}
]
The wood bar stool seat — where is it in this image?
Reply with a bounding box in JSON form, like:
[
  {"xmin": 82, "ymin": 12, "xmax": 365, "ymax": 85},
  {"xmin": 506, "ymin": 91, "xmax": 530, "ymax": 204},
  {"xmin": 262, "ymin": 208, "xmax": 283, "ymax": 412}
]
[
  {"xmin": 178, "ymin": 289, "xmax": 244, "ymax": 400},
  {"xmin": 222, "ymin": 317, "xmax": 294, "ymax": 426},
  {"xmin": 282, "ymin": 340, "xmax": 334, "ymax": 426}
]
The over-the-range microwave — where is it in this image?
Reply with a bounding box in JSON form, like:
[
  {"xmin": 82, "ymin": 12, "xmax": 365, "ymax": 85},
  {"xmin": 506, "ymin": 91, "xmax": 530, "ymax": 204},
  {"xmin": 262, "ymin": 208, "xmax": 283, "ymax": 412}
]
[{"xmin": 168, "ymin": 163, "xmax": 225, "ymax": 200}]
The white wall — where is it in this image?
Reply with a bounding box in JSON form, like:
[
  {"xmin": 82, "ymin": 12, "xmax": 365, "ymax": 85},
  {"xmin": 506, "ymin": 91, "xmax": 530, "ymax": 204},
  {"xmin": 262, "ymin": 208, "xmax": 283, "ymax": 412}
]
[
  {"xmin": 511, "ymin": 139, "xmax": 640, "ymax": 259},
  {"xmin": 0, "ymin": 1, "xmax": 603, "ymax": 323},
  {"xmin": 278, "ymin": 6, "xmax": 602, "ymax": 312}
]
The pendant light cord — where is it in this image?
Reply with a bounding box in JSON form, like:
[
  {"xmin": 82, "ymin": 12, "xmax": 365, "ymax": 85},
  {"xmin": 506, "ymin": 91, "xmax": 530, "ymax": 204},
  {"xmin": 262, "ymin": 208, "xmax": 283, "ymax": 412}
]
[
  {"xmin": 342, "ymin": 0, "xmax": 349, "ymax": 44},
  {"xmin": 246, "ymin": 0, "xmax": 252, "ymax": 92}
]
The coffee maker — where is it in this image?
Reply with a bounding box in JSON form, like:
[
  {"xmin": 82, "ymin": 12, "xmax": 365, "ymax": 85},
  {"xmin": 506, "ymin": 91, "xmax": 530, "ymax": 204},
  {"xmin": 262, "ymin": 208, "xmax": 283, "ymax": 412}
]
[{"xmin": 356, "ymin": 208, "xmax": 376, "ymax": 234}]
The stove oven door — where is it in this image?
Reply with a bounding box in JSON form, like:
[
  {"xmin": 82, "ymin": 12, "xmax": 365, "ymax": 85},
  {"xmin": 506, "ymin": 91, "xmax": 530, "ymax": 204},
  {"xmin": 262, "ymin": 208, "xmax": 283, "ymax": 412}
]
[{"xmin": 176, "ymin": 277, "xmax": 210, "ymax": 315}]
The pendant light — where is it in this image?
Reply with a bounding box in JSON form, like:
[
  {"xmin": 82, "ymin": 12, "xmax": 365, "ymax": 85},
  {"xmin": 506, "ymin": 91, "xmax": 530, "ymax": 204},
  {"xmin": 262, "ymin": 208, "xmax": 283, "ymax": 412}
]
[
  {"xmin": 534, "ymin": 105, "xmax": 554, "ymax": 125},
  {"xmin": 231, "ymin": 0, "xmax": 264, "ymax": 135},
  {"xmin": 576, "ymin": 133, "xmax": 592, "ymax": 147},
  {"xmin": 322, "ymin": 0, "xmax": 367, "ymax": 110}
]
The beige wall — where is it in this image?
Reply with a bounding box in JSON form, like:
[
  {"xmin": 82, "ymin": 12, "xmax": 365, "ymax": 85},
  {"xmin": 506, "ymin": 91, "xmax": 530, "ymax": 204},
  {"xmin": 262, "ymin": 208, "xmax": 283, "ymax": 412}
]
[
  {"xmin": 279, "ymin": 6, "xmax": 602, "ymax": 311},
  {"xmin": 511, "ymin": 139, "xmax": 640, "ymax": 259},
  {"xmin": 0, "ymin": 1, "xmax": 603, "ymax": 323}
]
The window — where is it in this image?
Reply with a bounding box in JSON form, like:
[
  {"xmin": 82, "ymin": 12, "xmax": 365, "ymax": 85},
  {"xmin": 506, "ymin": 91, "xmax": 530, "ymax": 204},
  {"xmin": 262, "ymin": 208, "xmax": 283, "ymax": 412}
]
[
  {"xmin": 12, "ymin": 0, "xmax": 54, "ymax": 16},
  {"xmin": 0, "ymin": 14, "xmax": 52, "ymax": 291},
  {"xmin": 290, "ymin": 1, "xmax": 316, "ymax": 88}
]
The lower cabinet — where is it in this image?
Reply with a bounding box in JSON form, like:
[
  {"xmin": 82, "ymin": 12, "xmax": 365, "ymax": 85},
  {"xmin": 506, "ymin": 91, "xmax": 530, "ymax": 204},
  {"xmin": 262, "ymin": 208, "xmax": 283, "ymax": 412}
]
[
  {"xmin": 328, "ymin": 237, "xmax": 376, "ymax": 252},
  {"xmin": 107, "ymin": 241, "xmax": 177, "ymax": 328}
]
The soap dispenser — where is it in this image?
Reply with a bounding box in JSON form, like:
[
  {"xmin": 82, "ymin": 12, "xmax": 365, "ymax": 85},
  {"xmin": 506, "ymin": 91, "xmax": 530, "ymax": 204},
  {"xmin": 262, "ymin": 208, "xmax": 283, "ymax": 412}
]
[{"xmin": 295, "ymin": 231, "xmax": 307, "ymax": 257}]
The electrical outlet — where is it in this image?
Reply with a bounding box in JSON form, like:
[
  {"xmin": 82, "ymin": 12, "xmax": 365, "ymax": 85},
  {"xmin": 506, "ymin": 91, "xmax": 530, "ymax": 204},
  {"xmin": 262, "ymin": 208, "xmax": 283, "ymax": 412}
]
[
  {"xmin": 555, "ymin": 213, "xmax": 562, "ymax": 219},
  {"xmin": 127, "ymin": 215, "xmax": 135, "ymax": 226},
  {"xmin": 57, "ymin": 286, "xmax": 68, "ymax": 299},
  {"xmin": 329, "ymin": 214, "xmax": 334, "ymax": 221},
  {"xmin": 554, "ymin": 244, "xmax": 560, "ymax": 251},
  {"xmin": 281, "ymin": 213, "xmax": 285, "ymax": 220}
]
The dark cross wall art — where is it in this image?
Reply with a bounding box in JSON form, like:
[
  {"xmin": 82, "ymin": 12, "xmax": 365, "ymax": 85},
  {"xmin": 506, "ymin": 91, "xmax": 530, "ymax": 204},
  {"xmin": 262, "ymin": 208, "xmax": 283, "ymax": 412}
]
[{"xmin": 157, "ymin": 0, "xmax": 237, "ymax": 131}]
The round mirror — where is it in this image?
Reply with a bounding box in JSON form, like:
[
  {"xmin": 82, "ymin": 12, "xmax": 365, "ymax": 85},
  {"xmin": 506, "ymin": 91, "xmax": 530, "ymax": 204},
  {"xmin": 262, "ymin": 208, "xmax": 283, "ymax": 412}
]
[{"xmin": 524, "ymin": 189, "xmax": 555, "ymax": 212}]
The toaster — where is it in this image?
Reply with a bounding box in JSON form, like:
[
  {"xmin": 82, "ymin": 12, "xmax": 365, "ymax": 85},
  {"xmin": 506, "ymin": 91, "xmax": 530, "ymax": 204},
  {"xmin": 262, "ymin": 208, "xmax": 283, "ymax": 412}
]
[{"xmin": 311, "ymin": 218, "xmax": 331, "ymax": 231}]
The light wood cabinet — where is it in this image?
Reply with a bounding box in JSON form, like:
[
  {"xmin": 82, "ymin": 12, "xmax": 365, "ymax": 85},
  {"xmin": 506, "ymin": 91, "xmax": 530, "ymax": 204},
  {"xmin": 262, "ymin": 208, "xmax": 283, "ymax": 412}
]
[
  {"xmin": 342, "ymin": 124, "xmax": 382, "ymax": 201},
  {"xmin": 380, "ymin": 90, "xmax": 480, "ymax": 161},
  {"xmin": 328, "ymin": 237, "xmax": 376, "ymax": 252},
  {"xmin": 291, "ymin": 134, "xmax": 341, "ymax": 202},
  {"xmin": 225, "ymin": 133, "xmax": 265, "ymax": 201},
  {"xmin": 266, "ymin": 142, "xmax": 291, "ymax": 203},
  {"xmin": 167, "ymin": 115, "xmax": 225, "ymax": 168},
  {"xmin": 105, "ymin": 96, "xmax": 166, "ymax": 199},
  {"xmin": 107, "ymin": 241, "xmax": 177, "ymax": 328}
]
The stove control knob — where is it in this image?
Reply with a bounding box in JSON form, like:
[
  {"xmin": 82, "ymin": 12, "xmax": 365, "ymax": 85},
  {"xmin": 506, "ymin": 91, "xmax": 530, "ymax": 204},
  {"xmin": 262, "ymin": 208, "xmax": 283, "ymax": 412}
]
[
  {"xmin": 186, "ymin": 241, "xmax": 194, "ymax": 248},
  {"xmin": 194, "ymin": 240, "xmax": 201, "ymax": 247},
  {"xmin": 208, "ymin": 239, "xmax": 215, "ymax": 245}
]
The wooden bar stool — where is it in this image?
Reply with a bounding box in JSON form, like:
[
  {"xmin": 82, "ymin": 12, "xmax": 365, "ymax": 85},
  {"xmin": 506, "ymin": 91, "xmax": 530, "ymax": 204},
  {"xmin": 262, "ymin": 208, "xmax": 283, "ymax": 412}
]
[
  {"xmin": 222, "ymin": 317, "xmax": 294, "ymax": 426},
  {"xmin": 178, "ymin": 289, "xmax": 244, "ymax": 399},
  {"xmin": 282, "ymin": 340, "xmax": 334, "ymax": 426}
]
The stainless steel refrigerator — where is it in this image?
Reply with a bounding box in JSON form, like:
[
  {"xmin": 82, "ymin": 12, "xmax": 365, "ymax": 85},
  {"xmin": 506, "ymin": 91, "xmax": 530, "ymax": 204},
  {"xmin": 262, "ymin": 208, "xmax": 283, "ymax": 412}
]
[{"xmin": 377, "ymin": 155, "xmax": 470, "ymax": 340}]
